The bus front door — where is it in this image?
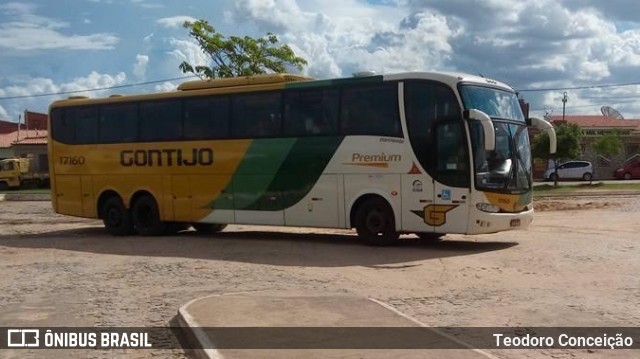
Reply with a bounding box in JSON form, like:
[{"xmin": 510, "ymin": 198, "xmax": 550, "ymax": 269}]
[{"xmin": 432, "ymin": 122, "xmax": 470, "ymax": 234}]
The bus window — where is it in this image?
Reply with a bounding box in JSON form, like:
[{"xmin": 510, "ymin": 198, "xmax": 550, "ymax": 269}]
[
  {"xmin": 232, "ymin": 92, "xmax": 282, "ymax": 138},
  {"xmin": 283, "ymin": 89, "xmax": 338, "ymax": 136},
  {"xmin": 139, "ymin": 100, "xmax": 182, "ymax": 142},
  {"xmin": 340, "ymin": 84, "xmax": 401, "ymax": 137},
  {"xmin": 404, "ymin": 81, "xmax": 461, "ymax": 176},
  {"xmin": 435, "ymin": 121, "xmax": 469, "ymax": 187},
  {"xmin": 100, "ymin": 103, "xmax": 138, "ymax": 143},
  {"xmin": 68, "ymin": 107, "xmax": 99, "ymax": 144},
  {"xmin": 184, "ymin": 96, "xmax": 230, "ymax": 140},
  {"xmin": 51, "ymin": 108, "xmax": 75, "ymax": 144}
]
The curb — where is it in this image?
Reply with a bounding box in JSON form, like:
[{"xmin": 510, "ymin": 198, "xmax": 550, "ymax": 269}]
[
  {"xmin": 0, "ymin": 193, "xmax": 50, "ymax": 201},
  {"xmin": 533, "ymin": 191, "xmax": 640, "ymax": 198},
  {"xmin": 176, "ymin": 295, "xmax": 226, "ymax": 359},
  {"xmin": 175, "ymin": 294, "xmax": 498, "ymax": 359}
]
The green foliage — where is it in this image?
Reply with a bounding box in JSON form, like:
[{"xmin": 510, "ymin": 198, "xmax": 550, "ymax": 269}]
[
  {"xmin": 592, "ymin": 132, "xmax": 624, "ymax": 158},
  {"xmin": 532, "ymin": 122, "xmax": 582, "ymax": 161},
  {"xmin": 179, "ymin": 20, "xmax": 308, "ymax": 79}
]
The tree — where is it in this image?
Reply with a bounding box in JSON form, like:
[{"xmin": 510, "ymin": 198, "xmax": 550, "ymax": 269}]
[
  {"xmin": 179, "ymin": 20, "xmax": 308, "ymax": 79},
  {"xmin": 591, "ymin": 132, "xmax": 624, "ymax": 183},
  {"xmin": 592, "ymin": 132, "xmax": 623, "ymax": 159},
  {"xmin": 531, "ymin": 122, "xmax": 582, "ymax": 185}
]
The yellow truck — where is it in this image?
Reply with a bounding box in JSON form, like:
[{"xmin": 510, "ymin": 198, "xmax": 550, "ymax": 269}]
[{"xmin": 0, "ymin": 158, "xmax": 49, "ymax": 190}]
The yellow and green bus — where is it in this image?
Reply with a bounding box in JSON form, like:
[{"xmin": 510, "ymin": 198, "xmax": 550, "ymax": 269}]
[{"xmin": 48, "ymin": 72, "xmax": 556, "ymax": 245}]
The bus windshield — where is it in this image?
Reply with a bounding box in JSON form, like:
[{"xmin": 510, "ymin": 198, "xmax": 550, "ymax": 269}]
[{"xmin": 460, "ymin": 85, "xmax": 532, "ymax": 194}]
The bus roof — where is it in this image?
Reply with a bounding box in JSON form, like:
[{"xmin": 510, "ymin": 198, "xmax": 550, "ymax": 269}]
[
  {"xmin": 49, "ymin": 71, "xmax": 515, "ymax": 109},
  {"xmin": 382, "ymin": 72, "xmax": 515, "ymax": 92},
  {"xmin": 177, "ymin": 73, "xmax": 313, "ymax": 91}
]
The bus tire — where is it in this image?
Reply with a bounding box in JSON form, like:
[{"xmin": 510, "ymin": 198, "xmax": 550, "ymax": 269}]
[
  {"xmin": 131, "ymin": 195, "xmax": 167, "ymax": 236},
  {"xmin": 416, "ymin": 232, "xmax": 445, "ymax": 242},
  {"xmin": 354, "ymin": 197, "xmax": 399, "ymax": 246},
  {"xmin": 192, "ymin": 223, "xmax": 227, "ymax": 233},
  {"xmin": 102, "ymin": 196, "xmax": 134, "ymax": 236},
  {"xmin": 165, "ymin": 222, "xmax": 190, "ymax": 235},
  {"xmin": 0, "ymin": 182, "xmax": 8, "ymax": 191}
]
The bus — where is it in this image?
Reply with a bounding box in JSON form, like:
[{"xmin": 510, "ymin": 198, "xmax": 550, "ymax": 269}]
[{"xmin": 48, "ymin": 72, "xmax": 556, "ymax": 245}]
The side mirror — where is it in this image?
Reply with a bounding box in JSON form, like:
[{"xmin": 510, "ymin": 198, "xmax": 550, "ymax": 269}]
[
  {"xmin": 464, "ymin": 109, "xmax": 495, "ymax": 151},
  {"xmin": 528, "ymin": 117, "xmax": 557, "ymax": 154}
]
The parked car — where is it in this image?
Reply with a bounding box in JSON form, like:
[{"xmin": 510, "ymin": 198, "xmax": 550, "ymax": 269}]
[
  {"xmin": 613, "ymin": 159, "xmax": 640, "ymax": 180},
  {"xmin": 544, "ymin": 161, "xmax": 593, "ymax": 181}
]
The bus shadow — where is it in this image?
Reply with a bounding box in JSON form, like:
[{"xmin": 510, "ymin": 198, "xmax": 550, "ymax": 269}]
[{"xmin": 0, "ymin": 227, "xmax": 518, "ymax": 268}]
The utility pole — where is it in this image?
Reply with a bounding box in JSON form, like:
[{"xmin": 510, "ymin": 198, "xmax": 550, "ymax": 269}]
[
  {"xmin": 554, "ymin": 92, "xmax": 568, "ymax": 186},
  {"xmin": 562, "ymin": 92, "xmax": 568, "ymax": 122}
]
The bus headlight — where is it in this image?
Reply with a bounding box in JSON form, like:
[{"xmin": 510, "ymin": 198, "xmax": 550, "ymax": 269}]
[{"xmin": 476, "ymin": 203, "xmax": 501, "ymax": 213}]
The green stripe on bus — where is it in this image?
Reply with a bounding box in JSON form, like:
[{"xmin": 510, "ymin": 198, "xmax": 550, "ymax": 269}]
[
  {"xmin": 269, "ymin": 136, "xmax": 344, "ymax": 209},
  {"xmin": 210, "ymin": 138, "xmax": 297, "ymax": 210},
  {"xmin": 211, "ymin": 136, "xmax": 344, "ymax": 212}
]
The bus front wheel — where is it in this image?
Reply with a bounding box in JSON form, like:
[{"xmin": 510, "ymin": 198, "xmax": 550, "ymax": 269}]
[
  {"xmin": 102, "ymin": 196, "xmax": 134, "ymax": 236},
  {"xmin": 354, "ymin": 197, "xmax": 399, "ymax": 246},
  {"xmin": 132, "ymin": 195, "xmax": 167, "ymax": 236}
]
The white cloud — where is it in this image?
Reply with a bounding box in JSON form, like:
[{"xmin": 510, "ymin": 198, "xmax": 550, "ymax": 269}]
[
  {"xmin": 0, "ymin": 3, "xmax": 118, "ymax": 51},
  {"xmin": 156, "ymin": 16, "xmax": 196, "ymax": 29},
  {"xmin": 0, "ymin": 71, "xmax": 127, "ymax": 120},
  {"xmin": 0, "ymin": 2, "xmax": 35, "ymax": 15},
  {"xmin": 154, "ymin": 82, "xmax": 178, "ymax": 92},
  {"xmin": 130, "ymin": 0, "xmax": 163, "ymax": 9},
  {"xmin": 229, "ymin": 0, "xmax": 455, "ymax": 78},
  {"xmin": 0, "ymin": 105, "xmax": 9, "ymax": 119},
  {"xmin": 166, "ymin": 38, "xmax": 210, "ymax": 69},
  {"xmin": 133, "ymin": 54, "xmax": 149, "ymax": 79}
]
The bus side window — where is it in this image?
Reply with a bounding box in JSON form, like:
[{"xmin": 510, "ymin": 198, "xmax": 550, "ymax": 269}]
[
  {"xmin": 340, "ymin": 84, "xmax": 401, "ymax": 137},
  {"xmin": 139, "ymin": 100, "xmax": 182, "ymax": 142},
  {"xmin": 232, "ymin": 92, "xmax": 282, "ymax": 138},
  {"xmin": 51, "ymin": 108, "xmax": 75, "ymax": 145},
  {"xmin": 69, "ymin": 107, "xmax": 99, "ymax": 144},
  {"xmin": 184, "ymin": 96, "xmax": 229, "ymax": 140},
  {"xmin": 100, "ymin": 103, "xmax": 138, "ymax": 143},
  {"xmin": 284, "ymin": 89, "xmax": 338, "ymax": 137}
]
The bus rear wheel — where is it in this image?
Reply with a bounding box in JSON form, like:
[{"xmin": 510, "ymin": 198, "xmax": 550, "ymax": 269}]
[
  {"xmin": 354, "ymin": 197, "xmax": 399, "ymax": 246},
  {"xmin": 132, "ymin": 195, "xmax": 167, "ymax": 236},
  {"xmin": 102, "ymin": 196, "xmax": 134, "ymax": 236},
  {"xmin": 192, "ymin": 223, "xmax": 227, "ymax": 233}
]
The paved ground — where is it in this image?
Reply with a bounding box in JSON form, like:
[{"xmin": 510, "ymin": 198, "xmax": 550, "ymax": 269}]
[{"xmin": 0, "ymin": 197, "xmax": 638, "ymax": 358}]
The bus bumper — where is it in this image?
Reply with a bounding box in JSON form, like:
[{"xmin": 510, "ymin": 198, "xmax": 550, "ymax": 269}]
[{"xmin": 467, "ymin": 208, "xmax": 534, "ymax": 234}]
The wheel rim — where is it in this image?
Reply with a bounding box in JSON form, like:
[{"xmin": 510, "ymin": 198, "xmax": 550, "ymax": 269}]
[
  {"xmin": 625, "ymin": 173, "xmax": 631, "ymax": 180},
  {"xmin": 365, "ymin": 209, "xmax": 387, "ymax": 234},
  {"xmin": 137, "ymin": 205, "xmax": 153, "ymax": 227},
  {"xmin": 106, "ymin": 207, "xmax": 121, "ymax": 226}
]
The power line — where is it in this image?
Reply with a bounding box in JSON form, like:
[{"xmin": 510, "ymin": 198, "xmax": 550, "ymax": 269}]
[
  {"xmin": 518, "ymin": 81, "xmax": 640, "ymax": 92},
  {"xmin": 0, "ymin": 75, "xmax": 197, "ymax": 101},
  {"xmin": 531, "ymin": 99, "xmax": 639, "ymax": 112}
]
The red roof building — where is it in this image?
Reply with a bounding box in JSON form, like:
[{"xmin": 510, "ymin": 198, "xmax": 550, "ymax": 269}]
[
  {"xmin": 24, "ymin": 110, "xmax": 48, "ymax": 130},
  {"xmin": 548, "ymin": 115, "xmax": 640, "ymax": 132},
  {"xmin": 0, "ymin": 119, "xmax": 25, "ymax": 134}
]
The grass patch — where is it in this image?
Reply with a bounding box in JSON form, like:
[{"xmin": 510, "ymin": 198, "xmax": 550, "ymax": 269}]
[{"xmin": 534, "ymin": 182, "xmax": 640, "ymax": 194}]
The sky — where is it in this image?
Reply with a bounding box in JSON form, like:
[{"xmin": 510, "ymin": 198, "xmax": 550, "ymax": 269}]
[{"xmin": 1, "ymin": 0, "xmax": 640, "ymax": 122}]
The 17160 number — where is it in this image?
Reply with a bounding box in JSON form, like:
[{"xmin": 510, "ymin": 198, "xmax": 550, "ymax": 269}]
[{"xmin": 59, "ymin": 156, "xmax": 86, "ymax": 165}]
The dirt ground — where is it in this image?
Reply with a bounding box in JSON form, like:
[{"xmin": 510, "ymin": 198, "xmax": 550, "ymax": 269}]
[{"xmin": 0, "ymin": 196, "xmax": 638, "ymax": 359}]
